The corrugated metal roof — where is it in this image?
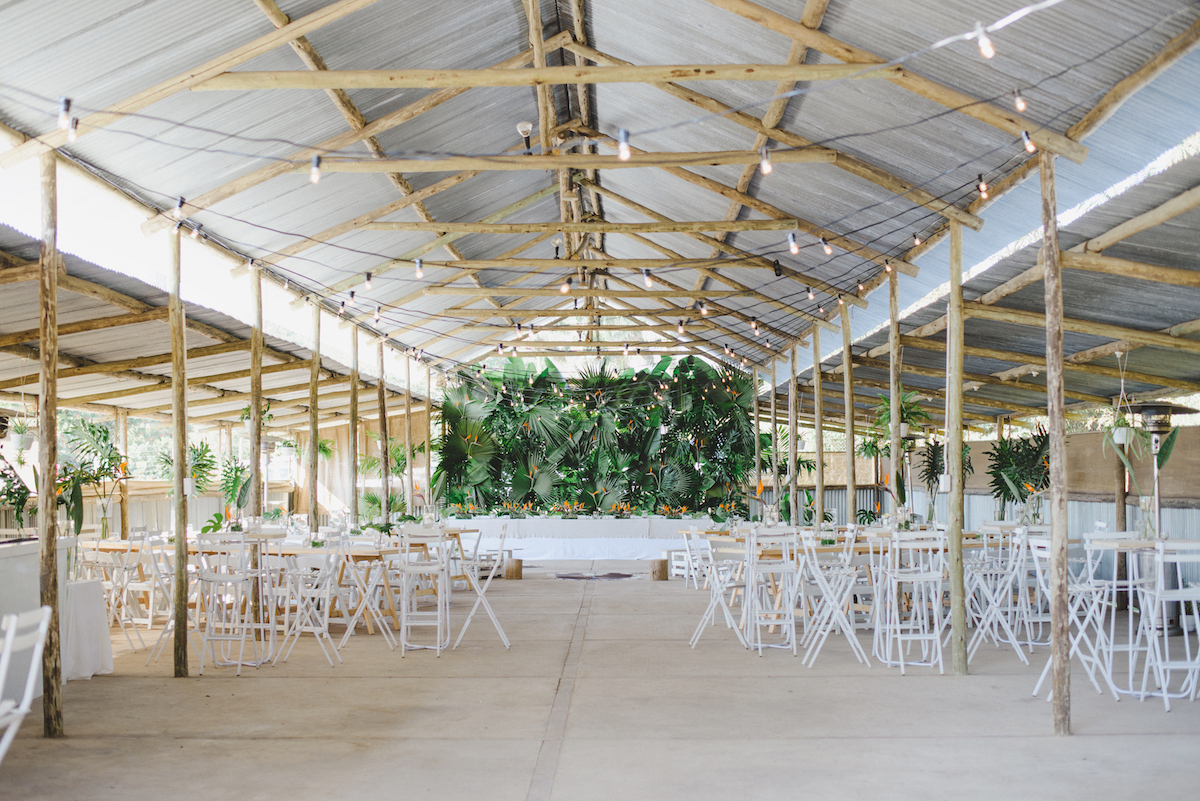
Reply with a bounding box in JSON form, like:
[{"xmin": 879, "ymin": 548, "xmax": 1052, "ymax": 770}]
[{"xmin": 0, "ymin": 0, "xmax": 1198, "ymax": 422}]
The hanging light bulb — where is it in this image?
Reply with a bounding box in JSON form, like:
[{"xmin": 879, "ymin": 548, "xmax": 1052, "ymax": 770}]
[
  {"xmin": 1014, "ymin": 90, "xmax": 1027, "ymax": 113},
  {"xmin": 642, "ymin": 268, "xmax": 653, "ymax": 288},
  {"xmin": 338, "ymin": 300, "xmax": 345, "ymax": 316},
  {"xmin": 978, "ymin": 174, "xmax": 989, "ymax": 199},
  {"xmin": 773, "ymin": 260, "xmax": 783, "ymax": 277},
  {"xmin": 807, "ymin": 287, "xmax": 815, "ymax": 301},
  {"xmin": 173, "ymin": 197, "xmax": 186, "ymax": 220},
  {"xmin": 751, "ymin": 318, "xmax": 758, "ymax": 334},
  {"xmin": 66, "ymin": 118, "xmax": 78, "ymax": 142},
  {"xmin": 498, "ymin": 343, "xmax": 504, "ymax": 354},
  {"xmin": 552, "ymin": 237, "xmax": 563, "ymax": 259},
  {"xmin": 374, "ymin": 305, "xmax": 381, "ymax": 324},
  {"xmin": 309, "ymin": 155, "xmax": 322, "ymax": 184},
  {"xmin": 617, "ymin": 129, "xmax": 631, "ymax": 161},
  {"xmin": 284, "ymin": 278, "xmax": 290, "ymax": 290},
  {"xmin": 57, "ymin": 97, "xmax": 72, "ymax": 130},
  {"xmin": 623, "ymin": 343, "xmax": 629, "ymax": 356},
  {"xmin": 560, "ymin": 276, "xmax": 572, "ymax": 294},
  {"xmin": 1021, "ymin": 130, "xmax": 1037, "ymax": 154},
  {"xmin": 191, "ymin": 224, "xmax": 201, "ymax": 240},
  {"xmin": 758, "ymin": 144, "xmax": 772, "ymax": 175},
  {"xmin": 414, "ymin": 258, "xmax": 424, "ymax": 279},
  {"xmin": 975, "ymin": 22, "xmax": 995, "ymax": 59},
  {"xmin": 699, "ymin": 302, "xmax": 708, "ymax": 316},
  {"xmin": 516, "ymin": 120, "xmax": 533, "ymax": 151},
  {"xmin": 912, "ymin": 232, "xmax": 922, "ymax": 246},
  {"xmin": 818, "ymin": 305, "xmax": 825, "ymax": 314},
  {"xmin": 885, "ymin": 260, "xmax": 892, "ymax": 273},
  {"xmin": 821, "ymin": 237, "xmax": 833, "ymax": 256},
  {"xmin": 837, "ymin": 295, "xmax": 845, "ymax": 306},
  {"xmin": 788, "ymin": 232, "xmax": 799, "ymax": 255},
  {"xmin": 724, "ymin": 343, "xmax": 730, "ymax": 355},
  {"xmin": 677, "ymin": 320, "xmax": 685, "ymax": 335},
  {"xmin": 363, "ymin": 272, "xmax": 372, "ymax": 290},
  {"xmin": 858, "ymin": 282, "xmax": 865, "ymax": 292},
  {"xmin": 349, "ymin": 290, "xmax": 356, "ymax": 306}
]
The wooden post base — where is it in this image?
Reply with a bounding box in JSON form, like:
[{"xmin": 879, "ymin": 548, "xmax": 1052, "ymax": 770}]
[
  {"xmin": 504, "ymin": 559, "xmax": 523, "ymax": 581},
  {"xmin": 650, "ymin": 558, "xmax": 669, "ymax": 581}
]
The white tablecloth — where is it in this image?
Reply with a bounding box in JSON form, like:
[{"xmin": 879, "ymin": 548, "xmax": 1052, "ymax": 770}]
[
  {"xmin": 444, "ymin": 516, "xmax": 715, "ymax": 559},
  {"xmin": 63, "ymin": 580, "xmax": 113, "ymax": 682}
]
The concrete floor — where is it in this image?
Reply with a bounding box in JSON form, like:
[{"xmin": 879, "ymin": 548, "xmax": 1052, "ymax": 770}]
[{"xmin": 4, "ymin": 560, "xmax": 1199, "ymax": 800}]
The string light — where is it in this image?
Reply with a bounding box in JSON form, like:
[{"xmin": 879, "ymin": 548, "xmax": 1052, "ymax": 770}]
[
  {"xmin": 723, "ymin": 343, "xmax": 730, "ymax": 355},
  {"xmin": 787, "ymin": 232, "xmax": 799, "ymax": 255},
  {"xmin": 677, "ymin": 320, "xmax": 685, "ymax": 335},
  {"xmin": 858, "ymin": 282, "xmax": 865, "ymax": 292},
  {"xmin": 172, "ymin": 197, "xmax": 186, "ymax": 220},
  {"xmin": 552, "ymin": 237, "xmax": 562, "ymax": 259},
  {"xmin": 885, "ymin": 261, "xmax": 892, "ymax": 273},
  {"xmin": 191, "ymin": 224, "xmax": 201, "ymax": 240},
  {"xmin": 516, "ymin": 120, "xmax": 533, "ymax": 152},
  {"xmin": 560, "ymin": 276, "xmax": 572, "ymax": 294},
  {"xmin": 67, "ymin": 118, "xmax": 78, "ymax": 142},
  {"xmin": 348, "ymin": 290, "xmax": 356, "ymax": 305},
  {"xmin": 364, "ymin": 272, "xmax": 372, "ymax": 289},
  {"xmin": 309, "ymin": 155, "xmax": 322, "ymax": 184},
  {"xmin": 1014, "ymin": 90, "xmax": 1027, "ymax": 112},
  {"xmin": 837, "ymin": 295, "xmax": 845, "ymax": 306},
  {"xmin": 758, "ymin": 145, "xmax": 772, "ymax": 175},
  {"xmin": 414, "ymin": 258, "xmax": 423, "ymax": 279},
  {"xmin": 912, "ymin": 232, "xmax": 921, "ymax": 246},
  {"xmin": 338, "ymin": 300, "xmax": 345, "ymax": 315},
  {"xmin": 818, "ymin": 305, "xmax": 825, "ymax": 314},
  {"xmin": 374, "ymin": 305, "xmax": 381, "ymax": 324},
  {"xmin": 1021, "ymin": 130, "xmax": 1037, "ymax": 153},
  {"xmin": 977, "ymin": 174, "xmax": 989, "ymax": 199},
  {"xmin": 642, "ymin": 268, "xmax": 653, "ymax": 288},
  {"xmin": 773, "ymin": 261, "xmax": 783, "ymax": 277},
  {"xmin": 807, "ymin": 287, "xmax": 815, "ymax": 300},
  {"xmin": 699, "ymin": 302, "xmax": 708, "ymax": 316},
  {"xmin": 821, "ymin": 237, "xmax": 833, "ymax": 256},
  {"xmin": 617, "ymin": 129, "xmax": 631, "ymax": 161},
  {"xmin": 284, "ymin": 278, "xmax": 290, "ymax": 290},
  {"xmin": 623, "ymin": 344, "xmax": 629, "ymax": 356},
  {"xmin": 751, "ymin": 318, "xmax": 758, "ymax": 335},
  {"xmin": 57, "ymin": 97, "xmax": 71, "ymax": 130},
  {"xmin": 975, "ymin": 22, "xmax": 995, "ymax": 58}
]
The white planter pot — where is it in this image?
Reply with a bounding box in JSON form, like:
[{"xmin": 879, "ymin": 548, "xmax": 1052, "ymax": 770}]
[
  {"xmin": 937, "ymin": 473, "xmax": 952, "ymax": 494},
  {"xmin": 898, "ymin": 422, "xmax": 910, "ymax": 438},
  {"xmin": 17, "ymin": 432, "xmax": 35, "ymax": 449},
  {"xmin": 1112, "ymin": 426, "xmax": 1131, "ymax": 445}
]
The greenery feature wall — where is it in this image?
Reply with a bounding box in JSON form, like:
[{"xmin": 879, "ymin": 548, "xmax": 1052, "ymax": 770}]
[{"xmin": 432, "ymin": 356, "xmax": 766, "ymax": 515}]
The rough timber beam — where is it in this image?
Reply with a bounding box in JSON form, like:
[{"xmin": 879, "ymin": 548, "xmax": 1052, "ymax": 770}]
[
  {"xmin": 576, "ymin": 178, "xmax": 867, "ymax": 310},
  {"xmin": 572, "ymin": 125, "xmax": 919, "ymax": 279},
  {"xmin": 436, "ymin": 309, "xmax": 712, "ymax": 320},
  {"xmin": 701, "ymin": 0, "xmax": 1088, "ymax": 164},
  {"xmin": 963, "ymin": 302, "xmax": 1200, "ymax": 356},
  {"xmin": 427, "ymin": 288, "xmax": 751, "ymax": 299},
  {"xmin": 0, "ymin": 0, "xmax": 386, "ymax": 169},
  {"xmin": 308, "ymin": 149, "xmax": 835, "ymax": 173},
  {"xmin": 141, "ymin": 32, "xmax": 573, "ymax": 236},
  {"xmin": 194, "ymin": 62, "xmax": 901, "ymax": 90},
  {"xmin": 0, "ymin": 308, "xmax": 169, "ymax": 348},
  {"xmin": 361, "ymin": 218, "xmax": 805, "ymax": 233},
  {"xmin": 563, "ymin": 40, "xmax": 984, "ymax": 232}
]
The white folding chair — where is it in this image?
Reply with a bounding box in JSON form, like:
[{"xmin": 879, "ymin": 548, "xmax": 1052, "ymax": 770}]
[
  {"xmin": 1027, "ymin": 536, "xmax": 1113, "ymax": 700},
  {"xmin": 197, "ymin": 533, "xmax": 260, "ymax": 676},
  {"xmin": 0, "ymin": 606, "xmax": 52, "ymax": 767},
  {"xmin": 393, "ymin": 530, "xmax": 452, "ymax": 655},
  {"xmin": 878, "ymin": 530, "xmax": 947, "ymax": 674},
  {"xmin": 1138, "ymin": 541, "xmax": 1200, "ymax": 710},
  {"xmin": 966, "ymin": 527, "xmax": 1030, "ymax": 665},
  {"xmin": 746, "ymin": 528, "xmax": 800, "ymax": 656},
  {"xmin": 690, "ymin": 535, "xmax": 748, "ymax": 649},
  {"xmin": 799, "ymin": 530, "xmax": 870, "ymax": 667},
  {"xmin": 337, "ymin": 538, "xmax": 398, "ymax": 652},
  {"xmin": 454, "ymin": 524, "xmax": 510, "ymax": 649},
  {"xmin": 275, "ymin": 539, "xmax": 344, "ymax": 666}
]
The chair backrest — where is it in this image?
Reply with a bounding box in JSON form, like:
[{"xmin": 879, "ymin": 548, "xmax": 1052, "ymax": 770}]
[
  {"xmin": 1155, "ymin": 541, "xmax": 1200, "ymax": 594},
  {"xmin": 0, "ymin": 606, "xmax": 52, "ymax": 718}
]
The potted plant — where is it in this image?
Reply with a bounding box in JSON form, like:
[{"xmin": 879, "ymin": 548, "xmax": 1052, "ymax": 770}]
[
  {"xmin": 8, "ymin": 416, "xmax": 37, "ymax": 450},
  {"xmin": 240, "ymin": 402, "xmax": 274, "ymax": 433},
  {"xmin": 986, "ymin": 427, "xmax": 1049, "ymax": 522},
  {"xmin": 63, "ymin": 419, "xmax": 130, "ymax": 538}
]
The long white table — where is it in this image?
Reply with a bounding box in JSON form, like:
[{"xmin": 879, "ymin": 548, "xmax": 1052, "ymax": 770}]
[{"xmin": 444, "ymin": 516, "xmax": 715, "ymax": 560}]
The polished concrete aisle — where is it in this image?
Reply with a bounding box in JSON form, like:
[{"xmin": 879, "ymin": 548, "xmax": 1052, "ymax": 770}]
[{"xmin": 4, "ymin": 560, "xmax": 1199, "ymax": 800}]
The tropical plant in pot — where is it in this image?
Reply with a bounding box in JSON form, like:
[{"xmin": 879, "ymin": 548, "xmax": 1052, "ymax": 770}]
[
  {"xmin": 986, "ymin": 427, "xmax": 1049, "ymax": 522},
  {"xmin": 917, "ymin": 438, "xmax": 973, "ymax": 523},
  {"xmin": 239, "ymin": 402, "xmax": 274, "ymax": 433},
  {"xmin": 57, "ymin": 419, "xmax": 130, "ymax": 538},
  {"xmin": 219, "ymin": 457, "xmax": 253, "ymax": 522}
]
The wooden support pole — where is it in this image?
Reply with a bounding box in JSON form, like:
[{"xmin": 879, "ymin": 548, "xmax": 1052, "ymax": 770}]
[
  {"xmin": 249, "ymin": 264, "xmax": 263, "ymax": 517},
  {"xmin": 1042, "ymin": 150, "xmax": 1071, "ymax": 735},
  {"xmin": 947, "ymin": 221, "xmax": 968, "ymax": 676},
  {"xmin": 307, "ymin": 304, "xmax": 320, "ymax": 533},
  {"xmin": 349, "ymin": 331, "xmax": 359, "ymax": 527},
  {"xmin": 404, "ymin": 356, "xmax": 413, "ymax": 514},
  {"xmin": 1114, "ymin": 398, "xmax": 1128, "ymax": 610},
  {"xmin": 840, "ymin": 304, "xmax": 856, "ymax": 524},
  {"xmin": 378, "ymin": 342, "xmax": 390, "ymax": 523},
  {"xmin": 888, "ymin": 269, "xmax": 901, "ymax": 516},
  {"xmin": 425, "ymin": 364, "xmax": 433, "ymax": 515},
  {"xmin": 116, "ymin": 410, "xmax": 130, "ymax": 540},
  {"xmin": 769, "ymin": 359, "xmax": 778, "ymax": 519},
  {"xmin": 168, "ymin": 227, "xmax": 188, "ymax": 678},
  {"xmin": 37, "ymin": 150, "xmax": 64, "ymax": 737},
  {"xmin": 813, "ymin": 327, "xmax": 825, "ymax": 528},
  {"xmin": 788, "ymin": 345, "xmax": 798, "ymax": 525},
  {"xmin": 753, "ymin": 367, "xmax": 761, "ymax": 519}
]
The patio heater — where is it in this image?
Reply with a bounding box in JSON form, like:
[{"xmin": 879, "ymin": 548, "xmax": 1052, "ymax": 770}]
[
  {"xmin": 1127, "ymin": 401, "xmax": 1194, "ymax": 636},
  {"xmin": 1126, "ymin": 401, "xmax": 1194, "ymax": 538}
]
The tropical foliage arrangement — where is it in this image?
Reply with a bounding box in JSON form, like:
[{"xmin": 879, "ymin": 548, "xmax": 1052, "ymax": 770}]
[
  {"xmin": 917, "ymin": 438, "xmax": 974, "ymax": 520},
  {"xmin": 986, "ymin": 427, "xmax": 1050, "ymax": 518},
  {"xmin": 432, "ymin": 356, "xmax": 762, "ymax": 515}
]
